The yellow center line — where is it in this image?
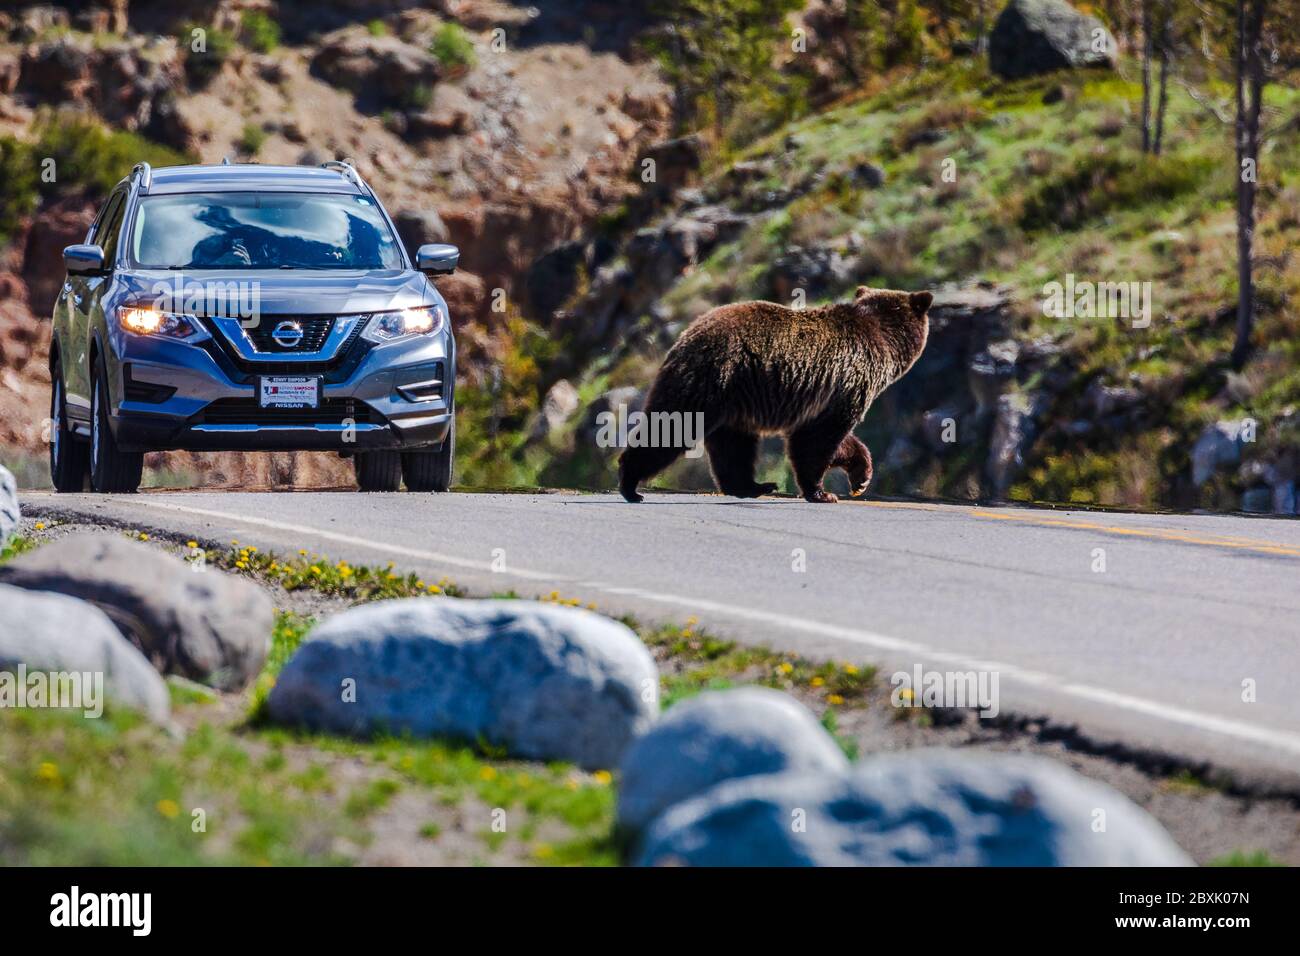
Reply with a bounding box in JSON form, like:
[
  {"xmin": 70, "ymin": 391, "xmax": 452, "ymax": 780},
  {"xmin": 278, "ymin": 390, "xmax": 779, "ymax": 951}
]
[
  {"xmin": 849, "ymin": 497, "xmax": 1300, "ymax": 556},
  {"xmin": 967, "ymin": 509, "xmax": 1300, "ymax": 557}
]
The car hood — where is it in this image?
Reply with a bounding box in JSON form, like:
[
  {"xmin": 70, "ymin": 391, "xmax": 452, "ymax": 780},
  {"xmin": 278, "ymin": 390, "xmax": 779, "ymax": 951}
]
[{"xmin": 117, "ymin": 269, "xmax": 440, "ymax": 317}]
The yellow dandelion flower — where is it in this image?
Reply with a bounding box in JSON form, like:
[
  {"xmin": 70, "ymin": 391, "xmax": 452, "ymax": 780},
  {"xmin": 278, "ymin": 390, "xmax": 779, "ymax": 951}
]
[
  {"xmin": 565, "ymin": 778, "xmax": 579, "ymax": 791},
  {"xmin": 586, "ymin": 603, "xmax": 597, "ymax": 611},
  {"xmin": 155, "ymin": 799, "xmax": 180, "ymax": 819},
  {"xmin": 311, "ymin": 566, "xmax": 322, "ymax": 576},
  {"xmin": 686, "ymin": 616, "xmax": 699, "ymax": 627},
  {"xmin": 186, "ymin": 540, "xmax": 198, "ymax": 549},
  {"xmin": 298, "ymin": 549, "xmax": 308, "ymax": 556},
  {"xmin": 810, "ymin": 676, "xmax": 825, "ymax": 687},
  {"xmin": 827, "ymin": 694, "xmax": 845, "ymax": 706},
  {"xmin": 36, "ymin": 762, "xmax": 60, "ymax": 784},
  {"xmin": 231, "ymin": 539, "xmax": 240, "ymax": 546},
  {"xmin": 533, "ymin": 844, "xmax": 554, "ymax": 859},
  {"xmin": 592, "ymin": 770, "xmax": 612, "ymax": 786},
  {"xmin": 427, "ymin": 584, "xmax": 441, "ymax": 594},
  {"xmin": 900, "ymin": 688, "xmax": 915, "ymax": 702},
  {"xmin": 479, "ymin": 766, "xmax": 498, "ymax": 781},
  {"xmin": 778, "ymin": 662, "xmax": 794, "ymax": 675},
  {"xmin": 845, "ymin": 664, "xmax": 859, "ymax": 675},
  {"xmin": 235, "ymin": 560, "xmax": 247, "ymax": 570},
  {"xmin": 34, "ymin": 521, "xmax": 46, "ymax": 531},
  {"xmin": 138, "ymin": 532, "xmax": 149, "ymax": 541}
]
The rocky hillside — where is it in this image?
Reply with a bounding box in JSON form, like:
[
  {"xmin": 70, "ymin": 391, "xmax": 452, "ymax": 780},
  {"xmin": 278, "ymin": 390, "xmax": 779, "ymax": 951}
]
[{"xmin": 0, "ymin": 0, "xmax": 671, "ymax": 488}]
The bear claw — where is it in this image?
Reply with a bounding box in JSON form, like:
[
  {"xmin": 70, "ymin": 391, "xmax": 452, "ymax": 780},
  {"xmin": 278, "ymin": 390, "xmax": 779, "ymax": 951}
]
[{"xmin": 804, "ymin": 489, "xmax": 839, "ymax": 503}]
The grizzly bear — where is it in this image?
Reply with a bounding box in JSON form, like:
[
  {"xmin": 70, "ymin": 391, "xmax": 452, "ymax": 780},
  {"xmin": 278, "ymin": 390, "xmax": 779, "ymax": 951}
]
[{"xmin": 618, "ymin": 286, "xmax": 932, "ymax": 503}]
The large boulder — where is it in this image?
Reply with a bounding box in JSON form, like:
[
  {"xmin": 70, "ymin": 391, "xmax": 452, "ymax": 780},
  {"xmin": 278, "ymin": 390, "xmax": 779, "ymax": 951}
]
[
  {"xmin": 618, "ymin": 687, "xmax": 849, "ymax": 835},
  {"xmin": 637, "ymin": 750, "xmax": 1191, "ymax": 867},
  {"xmin": 267, "ymin": 599, "xmax": 658, "ymax": 769},
  {"xmin": 1191, "ymin": 420, "xmax": 1246, "ymax": 486},
  {"xmin": 0, "ymin": 584, "xmax": 170, "ymax": 723},
  {"xmin": 0, "ymin": 464, "xmax": 17, "ymax": 544},
  {"xmin": 989, "ymin": 0, "xmax": 1116, "ymax": 80},
  {"xmin": 311, "ymin": 29, "xmax": 441, "ymax": 102},
  {"xmin": 0, "ymin": 533, "xmax": 272, "ymax": 691}
]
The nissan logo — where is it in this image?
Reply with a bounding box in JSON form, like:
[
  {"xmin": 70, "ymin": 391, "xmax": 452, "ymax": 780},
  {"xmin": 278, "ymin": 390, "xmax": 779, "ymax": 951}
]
[{"xmin": 271, "ymin": 320, "xmax": 304, "ymax": 348}]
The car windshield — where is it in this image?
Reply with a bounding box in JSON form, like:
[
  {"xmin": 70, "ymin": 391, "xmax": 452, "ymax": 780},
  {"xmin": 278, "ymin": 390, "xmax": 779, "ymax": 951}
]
[{"xmin": 130, "ymin": 192, "xmax": 404, "ymax": 270}]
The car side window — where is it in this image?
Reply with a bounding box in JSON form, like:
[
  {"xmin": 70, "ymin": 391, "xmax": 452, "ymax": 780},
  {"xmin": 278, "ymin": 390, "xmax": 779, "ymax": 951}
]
[{"xmin": 96, "ymin": 191, "xmax": 128, "ymax": 269}]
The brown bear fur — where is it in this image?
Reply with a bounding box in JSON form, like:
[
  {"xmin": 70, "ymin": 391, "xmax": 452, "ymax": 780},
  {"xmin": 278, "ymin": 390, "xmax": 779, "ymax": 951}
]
[{"xmin": 618, "ymin": 287, "xmax": 931, "ymax": 503}]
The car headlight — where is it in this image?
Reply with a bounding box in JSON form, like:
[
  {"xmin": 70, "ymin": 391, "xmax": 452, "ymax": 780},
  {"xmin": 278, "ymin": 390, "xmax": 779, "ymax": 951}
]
[
  {"xmin": 361, "ymin": 306, "xmax": 444, "ymax": 343},
  {"xmin": 118, "ymin": 307, "xmax": 202, "ymax": 339}
]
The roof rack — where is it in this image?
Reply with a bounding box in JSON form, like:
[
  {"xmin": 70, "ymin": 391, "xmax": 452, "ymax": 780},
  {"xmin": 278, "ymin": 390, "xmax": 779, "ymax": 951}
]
[
  {"xmin": 131, "ymin": 161, "xmax": 152, "ymax": 193},
  {"xmin": 320, "ymin": 160, "xmax": 364, "ymax": 189}
]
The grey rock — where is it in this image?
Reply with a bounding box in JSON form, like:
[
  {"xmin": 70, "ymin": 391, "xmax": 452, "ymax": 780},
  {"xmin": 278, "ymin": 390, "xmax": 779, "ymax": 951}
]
[
  {"xmin": 0, "ymin": 464, "xmax": 17, "ymax": 543},
  {"xmin": 1241, "ymin": 487, "xmax": 1272, "ymax": 514},
  {"xmin": 968, "ymin": 339, "xmax": 1020, "ymax": 413},
  {"xmin": 1273, "ymin": 481, "xmax": 1297, "ymax": 515},
  {"xmin": 267, "ymin": 599, "xmax": 657, "ymax": 769},
  {"xmin": 921, "ymin": 406, "xmax": 965, "ymax": 453},
  {"xmin": 987, "ymin": 391, "xmax": 1046, "ymax": 496},
  {"xmin": 618, "ymin": 687, "xmax": 848, "ymax": 835},
  {"xmin": 849, "ymin": 162, "xmax": 886, "ymax": 188},
  {"xmin": 1191, "ymin": 421, "xmax": 1246, "ymax": 486},
  {"xmin": 989, "ymin": 0, "xmax": 1116, "ymax": 80},
  {"xmin": 393, "ymin": 209, "xmax": 449, "ymax": 260},
  {"xmin": 882, "ymin": 435, "xmax": 923, "ymax": 472},
  {"xmin": 637, "ymin": 750, "xmax": 1191, "ymax": 866},
  {"xmin": 530, "ymin": 379, "xmax": 581, "ymax": 441},
  {"xmin": 0, "ymin": 584, "xmax": 170, "ymax": 723},
  {"xmin": 0, "ymin": 533, "xmax": 272, "ymax": 691}
]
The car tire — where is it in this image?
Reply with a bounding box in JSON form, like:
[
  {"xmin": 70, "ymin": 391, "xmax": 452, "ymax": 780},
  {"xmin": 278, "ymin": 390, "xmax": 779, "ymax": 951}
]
[
  {"xmin": 402, "ymin": 416, "xmax": 454, "ymax": 493},
  {"xmin": 89, "ymin": 364, "xmax": 144, "ymax": 494},
  {"xmin": 49, "ymin": 369, "xmax": 90, "ymax": 493},
  {"xmin": 354, "ymin": 451, "xmax": 402, "ymax": 491}
]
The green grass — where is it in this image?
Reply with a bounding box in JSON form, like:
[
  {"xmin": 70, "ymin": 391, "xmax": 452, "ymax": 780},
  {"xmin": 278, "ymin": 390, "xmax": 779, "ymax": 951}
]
[{"xmin": 240, "ymin": 11, "xmax": 281, "ymax": 54}]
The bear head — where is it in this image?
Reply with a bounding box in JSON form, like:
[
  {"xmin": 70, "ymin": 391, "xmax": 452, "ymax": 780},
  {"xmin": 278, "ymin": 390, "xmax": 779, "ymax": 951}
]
[{"xmin": 852, "ymin": 286, "xmax": 933, "ymax": 380}]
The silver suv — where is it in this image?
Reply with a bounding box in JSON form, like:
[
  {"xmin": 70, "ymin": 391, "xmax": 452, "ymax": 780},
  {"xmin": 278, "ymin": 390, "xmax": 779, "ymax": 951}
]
[{"xmin": 49, "ymin": 161, "xmax": 458, "ymax": 493}]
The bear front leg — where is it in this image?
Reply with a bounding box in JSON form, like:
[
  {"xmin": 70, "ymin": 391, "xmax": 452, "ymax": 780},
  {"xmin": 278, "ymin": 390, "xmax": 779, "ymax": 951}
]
[
  {"xmin": 705, "ymin": 426, "xmax": 778, "ymax": 498},
  {"xmin": 831, "ymin": 433, "xmax": 873, "ymax": 497},
  {"xmin": 618, "ymin": 444, "xmax": 687, "ymax": 503},
  {"xmin": 787, "ymin": 414, "xmax": 856, "ymax": 503}
]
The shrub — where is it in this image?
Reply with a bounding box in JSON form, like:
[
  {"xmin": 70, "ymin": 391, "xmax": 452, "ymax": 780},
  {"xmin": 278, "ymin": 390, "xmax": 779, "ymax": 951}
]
[
  {"xmin": 0, "ymin": 137, "xmax": 41, "ymax": 243},
  {"xmin": 239, "ymin": 123, "xmax": 268, "ymax": 156},
  {"xmin": 179, "ymin": 23, "xmax": 236, "ymax": 87},
  {"xmin": 431, "ymin": 23, "xmax": 477, "ymax": 72},
  {"xmin": 366, "ymin": 19, "xmax": 389, "ymax": 37},
  {"xmin": 30, "ymin": 113, "xmax": 190, "ymax": 198},
  {"xmin": 241, "ymin": 11, "xmax": 281, "ymax": 54}
]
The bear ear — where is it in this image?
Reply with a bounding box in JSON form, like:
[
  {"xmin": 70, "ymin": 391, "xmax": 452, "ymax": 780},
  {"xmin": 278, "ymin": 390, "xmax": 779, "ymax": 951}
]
[
  {"xmin": 909, "ymin": 291, "xmax": 934, "ymax": 315},
  {"xmin": 855, "ymin": 285, "xmax": 871, "ymax": 300}
]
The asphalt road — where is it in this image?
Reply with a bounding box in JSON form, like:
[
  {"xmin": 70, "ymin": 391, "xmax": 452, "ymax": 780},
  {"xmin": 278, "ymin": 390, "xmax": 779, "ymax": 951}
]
[{"xmin": 22, "ymin": 489, "xmax": 1300, "ymax": 788}]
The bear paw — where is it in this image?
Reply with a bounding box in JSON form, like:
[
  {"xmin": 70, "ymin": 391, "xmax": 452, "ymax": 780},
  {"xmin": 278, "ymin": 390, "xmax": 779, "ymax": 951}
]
[{"xmin": 804, "ymin": 489, "xmax": 839, "ymax": 503}]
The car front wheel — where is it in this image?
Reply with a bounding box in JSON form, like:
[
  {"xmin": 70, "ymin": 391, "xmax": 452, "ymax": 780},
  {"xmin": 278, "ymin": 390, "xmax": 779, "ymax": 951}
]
[
  {"xmin": 401, "ymin": 415, "xmax": 454, "ymax": 492},
  {"xmin": 89, "ymin": 366, "xmax": 143, "ymax": 493},
  {"xmin": 354, "ymin": 451, "xmax": 402, "ymax": 491}
]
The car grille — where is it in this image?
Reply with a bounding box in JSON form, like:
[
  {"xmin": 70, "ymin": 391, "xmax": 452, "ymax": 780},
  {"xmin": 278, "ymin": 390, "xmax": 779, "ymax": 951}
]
[
  {"xmin": 197, "ymin": 398, "xmax": 384, "ymax": 427},
  {"xmin": 196, "ymin": 315, "xmax": 373, "ymax": 379},
  {"xmin": 244, "ymin": 316, "xmax": 335, "ymax": 353}
]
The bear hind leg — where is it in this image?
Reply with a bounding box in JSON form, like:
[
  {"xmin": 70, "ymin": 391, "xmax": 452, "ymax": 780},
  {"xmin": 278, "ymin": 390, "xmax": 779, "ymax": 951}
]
[
  {"xmin": 831, "ymin": 433, "xmax": 873, "ymax": 497},
  {"xmin": 705, "ymin": 426, "xmax": 777, "ymax": 499}
]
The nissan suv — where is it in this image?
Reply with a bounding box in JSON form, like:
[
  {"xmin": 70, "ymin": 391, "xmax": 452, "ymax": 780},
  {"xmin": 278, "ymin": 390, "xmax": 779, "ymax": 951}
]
[{"xmin": 48, "ymin": 161, "xmax": 458, "ymax": 493}]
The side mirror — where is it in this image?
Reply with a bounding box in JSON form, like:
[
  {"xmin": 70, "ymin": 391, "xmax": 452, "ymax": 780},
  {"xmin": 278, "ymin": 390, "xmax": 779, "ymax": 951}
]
[
  {"xmin": 416, "ymin": 243, "xmax": 459, "ymax": 276},
  {"xmin": 64, "ymin": 244, "xmax": 106, "ymax": 275}
]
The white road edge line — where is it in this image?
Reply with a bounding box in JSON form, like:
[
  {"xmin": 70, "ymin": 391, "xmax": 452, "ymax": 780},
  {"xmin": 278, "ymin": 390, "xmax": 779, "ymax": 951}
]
[{"xmin": 87, "ymin": 496, "xmax": 1300, "ymax": 760}]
